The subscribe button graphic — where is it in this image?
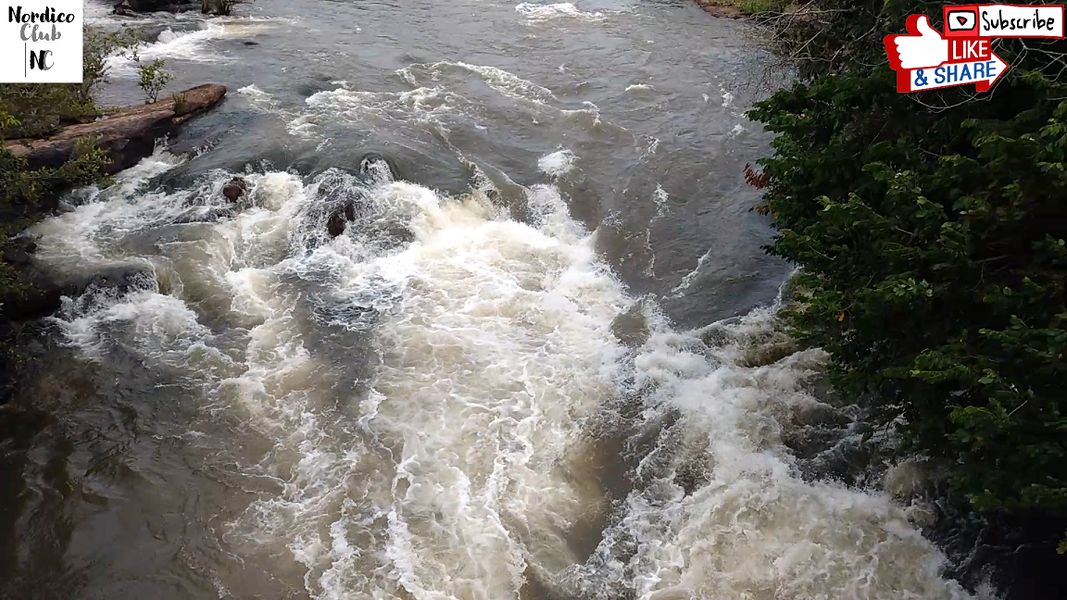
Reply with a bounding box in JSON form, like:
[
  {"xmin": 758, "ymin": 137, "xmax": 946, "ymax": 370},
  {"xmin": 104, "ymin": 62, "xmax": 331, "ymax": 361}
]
[
  {"xmin": 886, "ymin": 4, "xmax": 1067, "ymax": 93},
  {"xmin": 943, "ymin": 4, "xmax": 1065, "ymax": 37}
]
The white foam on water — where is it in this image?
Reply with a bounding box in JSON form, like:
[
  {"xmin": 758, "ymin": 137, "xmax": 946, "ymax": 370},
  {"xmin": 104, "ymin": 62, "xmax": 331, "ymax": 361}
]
[
  {"xmin": 31, "ymin": 147, "xmax": 187, "ymax": 274},
  {"xmin": 640, "ymin": 136, "xmax": 660, "ymax": 160},
  {"xmin": 238, "ymin": 84, "xmax": 280, "ymax": 113},
  {"xmin": 652, "ymin": 184, "xmax": 670, "ymax": 219},
  {"xmin": 32, "ymin": 146, "xmax": 981, "ymax": 600},
  {"xmin": 538, "ymin": 149, "xmax": 578, "ymax": 178},
  {"xmin": 53, "ymin": 288, "xmax": 232, "ymax": 374},
  {"xmin": 626, "ymin": 83, "xmax": 654, "ymax": 92},
  {"xmin": 351, "ymin": 181, "xmax": 630, "ymax": 599},
  {"xmin": 399, "ymin": 61, "xmax": 558, "ymax": 106},
  {"xmin": 454, "ymin": 61, "xmax": 558, "ymax": 105},
  {"xmin": 288, "ymin": 86, "xmax": 462, "ymax": 139},
  {"xmin": 516, "ymin": 3, "xmax": 606, "ymax": 24},
  {"xmin": 104, "ymin": 16, "xmax": 283, "ymax": 76},
  {"xmin": 290, "ymin": 63, "xmax": 572, "ymax": 147},
  {"xmin": 105, "ymin": 22, "xmax": 230, "ymax": 76},
  {"xmin": 557, "ymin": 305, "xmax": 980, "ymax": 600},
  {"xmin": 667, "ymin": 248, "xmax": 711, "ymax": 299}
]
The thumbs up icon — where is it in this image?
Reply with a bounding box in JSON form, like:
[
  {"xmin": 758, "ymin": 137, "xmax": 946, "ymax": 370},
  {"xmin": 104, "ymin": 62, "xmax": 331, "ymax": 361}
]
[{"xmin": 884, "ymin": 16, "xmax": 949, "ymax": 70}]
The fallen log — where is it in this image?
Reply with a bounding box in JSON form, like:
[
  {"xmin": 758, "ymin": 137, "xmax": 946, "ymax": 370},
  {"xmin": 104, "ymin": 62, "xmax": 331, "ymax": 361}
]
[{"xmin": 3, "ymin": 84, "xmax": 227, "ymax": 174}]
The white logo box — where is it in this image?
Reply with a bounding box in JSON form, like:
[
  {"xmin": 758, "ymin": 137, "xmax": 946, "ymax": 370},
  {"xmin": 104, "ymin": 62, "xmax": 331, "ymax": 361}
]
[{"xmin": 1, "ymin": 1, "xmax": 84, "ymax": 83}]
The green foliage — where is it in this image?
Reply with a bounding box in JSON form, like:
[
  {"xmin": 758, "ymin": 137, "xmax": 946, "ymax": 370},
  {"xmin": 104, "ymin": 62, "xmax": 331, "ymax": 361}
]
[
  {"xmin": 0, "ymin": 28, "xmax": 137, "ymax": 139},
  {"xmin": 747, "ymin": 0, "xmax": 1067, "ymax": 541},
  {"xmin": 0, "ymin": 28, "xmax": 119, "ymax": 315},
  {"xmin": 137, "ymin": 58, "xmax": 173, "ymax": 104},
  {"xmin": 126, "ymin": 46, "xmax": 173, "ymax": 104},
  {"xmin": 172, "ymin": 92, "xmax": 189, "ymax": 114},
  {"xmin": 699, "ymin": 0, "xmax": 793, "ymax": 16},
  {"xmin": 737, "ymin": 0, "xmax": 792, "ymax": 15}
]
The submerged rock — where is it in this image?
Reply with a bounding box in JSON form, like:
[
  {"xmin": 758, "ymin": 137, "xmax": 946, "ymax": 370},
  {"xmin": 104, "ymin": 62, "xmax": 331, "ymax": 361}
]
[
  {"xmin": 359, "ymin": 153, "xmax": 399, "ymax": 181},
  {"xmin": 2, "ymin": 237, "xmax": 37, "ymax": 267},
  {"xmin": 0, "ymin": 264, "xmax": 156, "ymax": 322},
  {"xmin": 326, "ymin": 211, "xmax": 347, "ymax": 238},
  {"xmin": 73, "ymin": 266, "xmax": 157, "ymax": 297},
  {"xmin": 222, "ymin": 176, "xmax": 247, "ymax": 202},
  {"xmin": 112, "ymin": 1, "xmax": 136, "ymax": 16},
  {"xmin": 201, "ymin": 0, "xmax": 232, "ymax": 15},
  {"xmin": 4, "ymin": 84, "xmax": 227, "ymax": 175}
]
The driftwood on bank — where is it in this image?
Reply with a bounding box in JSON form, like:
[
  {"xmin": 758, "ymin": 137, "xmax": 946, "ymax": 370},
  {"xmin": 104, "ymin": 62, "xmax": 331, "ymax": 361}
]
[{"xmin": 3, "ymin": 84, "xmax": 227, "ymax": 174}]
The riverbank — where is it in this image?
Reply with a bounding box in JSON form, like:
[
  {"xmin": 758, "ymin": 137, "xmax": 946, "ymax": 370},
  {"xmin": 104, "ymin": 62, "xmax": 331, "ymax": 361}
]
[
  {"xmin": 4, "ymin": 84, "xmax": 226, "ymax": 175},
  {"xmin": 0, "ymin": 82, "xmax": 226, "ymax": 410},
  {"xmin": 695, "ymin": 0, "xmax": 793, "ymax": 18},
  {"xmin": 744, "ymin": 1, "xmax": 1067, "ymax": 599}
]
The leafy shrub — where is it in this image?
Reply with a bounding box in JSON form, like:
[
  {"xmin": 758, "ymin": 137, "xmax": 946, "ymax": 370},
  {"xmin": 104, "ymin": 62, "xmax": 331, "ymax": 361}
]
[
  {"xmin": 747, "ymin": 0, "xmax": 1067, "ymax": 559},
  {"xmin": 135, "ymin": 56, "xmax": 173, "ymax": 103}
]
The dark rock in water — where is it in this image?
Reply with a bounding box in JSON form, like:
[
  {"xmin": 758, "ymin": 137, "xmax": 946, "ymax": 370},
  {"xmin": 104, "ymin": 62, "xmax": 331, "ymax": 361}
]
[
  {"xmin": 222, "ymin": 176, "xmax": 248, "ymax": 202},
  {"xmin": 134, "ymin": 23, "xmax": 200, "ymax": 44},
  {"xmin": 113, "ymin": 1, "xmax": 137, "ymax": 16},
  {"xmin": 116, "ymin": 0, "xmax": 195, "ymax": 13},
  {"xmin": 202, "ymin": 0, "xmax": 231, "ymax": 15},
  {"xmin": 343, "ymin": 200, "xmax": 358, "ymax": 222},
  {"xmin": 295, "ymin": 81, "xmax": 334, "ymax": 99},
  {"xmin": 327, "ymin": 211, "xmax": 347, "ymax": 238},
  {"xmin": 173, "ymin": 205, "xmax": 236, "ymax": 224},
  {"xmin": 1, "ymin": 266, "xmax": 62, "ymax": 321},
  {"xmin": 0, "ymin": 265, "xmax": 152, "ymax": 322},
  {"xmin": 73, "ymin": 267, "xmax": 157, "ymax": 297},
  {"xmin": 2, "ymin": 237, "xmax": 37, "ymax": 267},
  {"xmin": 243, "ymin": 41, "xmax": 259, "ymax": 46}
]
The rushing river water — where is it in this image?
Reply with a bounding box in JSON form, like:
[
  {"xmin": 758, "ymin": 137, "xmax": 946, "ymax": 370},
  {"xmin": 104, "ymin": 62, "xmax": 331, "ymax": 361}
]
[{"xmin": 0, "ymin": 1, "xmax": 989, "ymax": 599}]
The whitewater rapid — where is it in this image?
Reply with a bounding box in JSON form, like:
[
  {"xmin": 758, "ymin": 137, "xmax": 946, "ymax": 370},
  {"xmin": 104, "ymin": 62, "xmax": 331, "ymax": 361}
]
[{"xmin": 29, "ymin": 138, "xmax": 976, "ymax": 599}]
